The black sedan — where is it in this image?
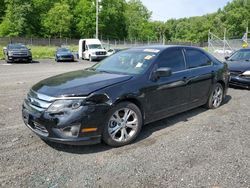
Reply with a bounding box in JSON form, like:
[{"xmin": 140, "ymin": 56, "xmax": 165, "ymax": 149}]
[
  {"xmin": 55, "ymin": 48, "xmax": 75, "ymax": 62},
  {"xmin": 22, "ymin": 46, "xmax": 229, "ymax": 147},
  {"xmin": 225, "ymin": 48, "xmax": 250, "ymax": 89},
  {"xmin": 3, "ymin": 43, "xmax": 32, "ymax": 63}
]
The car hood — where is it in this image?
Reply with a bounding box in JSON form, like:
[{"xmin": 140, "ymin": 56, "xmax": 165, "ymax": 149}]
[
  {"xmin": 57, "ymin": 52, "xmax": 73, "ymax": 56},
  {"xmin": 32, "ymin": 70, "xmax": 132, "ymax": 97},
  {"xmin": 226, "ymin": 60, "xmax": 250, "ymax": 72}
]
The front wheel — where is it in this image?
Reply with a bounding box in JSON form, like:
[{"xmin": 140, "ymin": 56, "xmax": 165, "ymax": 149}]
[
  {"xmin": 89, "ymin": 55, "xmax": 93, "ymax": 62},
  {"xmin": 205, "ymin": 83, "xmax": 224, "ymax": 109},
  {"xmin": 102, "ymin": 102, "xmax": 142, "ymax": 147},
  {"xmin": 5, "ymin": 55, "xmax": 11, "ymax": 63}
]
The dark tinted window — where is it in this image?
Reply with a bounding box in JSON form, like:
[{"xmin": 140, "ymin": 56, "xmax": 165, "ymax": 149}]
[
  {"xmin": 186, "ymin": 49, "xmax": 212, "ymax": 68},
  {"xmin": 158, "ymin": 49, "xmax": 185, "ymax": 72},
  {"xmin": 228, "ymin": 49, "xmax": 250, "ymax": 61}
]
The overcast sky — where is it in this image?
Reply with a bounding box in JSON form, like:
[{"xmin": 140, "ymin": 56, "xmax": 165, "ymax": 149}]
[{"xmin": 141, "ymin": 0, "xmax": 232, "ymax": 21}]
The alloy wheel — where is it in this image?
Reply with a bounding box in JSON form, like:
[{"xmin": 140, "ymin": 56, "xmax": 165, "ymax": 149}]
[
  {"xmin": 108, "ymin": 108, "xmax": 139, "ymax": 142},
  {"xmin": 212, "ymin": 85, "xmax": 223, "ymax": 108}
]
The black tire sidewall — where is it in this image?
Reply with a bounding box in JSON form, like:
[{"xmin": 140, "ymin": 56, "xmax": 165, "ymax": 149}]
[{"xmin": 102, "ymin": 102, "xmax": 143, "ymax": 147}]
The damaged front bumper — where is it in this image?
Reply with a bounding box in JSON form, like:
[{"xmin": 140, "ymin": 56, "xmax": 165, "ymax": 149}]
[{"xmin": 22, "ymin": 90, "xmax": 110, "ymax": 145}]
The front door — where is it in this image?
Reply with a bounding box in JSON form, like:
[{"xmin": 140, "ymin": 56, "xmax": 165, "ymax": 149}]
[{"xmin": 144, "ymin": 47, "xmax": 190, "ymax": 122}]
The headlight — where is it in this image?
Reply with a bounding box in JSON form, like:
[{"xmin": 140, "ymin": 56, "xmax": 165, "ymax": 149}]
[
  {"xmin": 242, "ymin": 70, "xmax": 250, "ymax": 76},
  {"xmin": 92, "ymin": 52, "xmax": 96, "ymax": 55},
  {"xmin": 46, "ymin": 99, "xmax": 84, "ymax": 113},
  {"xmin": 8, "ymin": 51, "xmax": 13, "ymax": 56}
]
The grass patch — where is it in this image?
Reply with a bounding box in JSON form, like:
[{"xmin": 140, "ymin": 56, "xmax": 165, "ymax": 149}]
[{"xmin": 0, "ymin": 45, "xmax": 78, "ymax": 60}]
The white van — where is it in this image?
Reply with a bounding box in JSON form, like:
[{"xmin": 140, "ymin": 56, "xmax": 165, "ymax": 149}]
[{"xmin": 79, "ymin": 39, "xmax": 107, "ymax": 61}]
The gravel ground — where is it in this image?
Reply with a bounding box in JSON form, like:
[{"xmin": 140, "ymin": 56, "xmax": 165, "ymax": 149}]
[{"xmin": 0, "ymin": 59, "xmax": 250, "ymax": 188}]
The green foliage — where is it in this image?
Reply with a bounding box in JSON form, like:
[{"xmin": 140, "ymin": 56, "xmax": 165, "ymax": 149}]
[
  {"xmin": 0, "ymin": 0, "xmax": 6, "ymax": 21},
  {"xmin": 74, "ymin": 0, "xmax": 96, "ymax": 38},
  {"xmin": 125, "ymin": 0, "xmax": 152, "ymax": 41},
  {"xmin": 0, "ymin": 0, "xmax": 33, "ymax": 37},
  {"xmin": 30, "ymin": 45, "xmax": 77, "ymax": 59},
  {"xmin": 0, "ymin": 0, "xmax": 249, "ymax": 43},
  {"xmin": 99, "ymin": 0, "xmax": 127, "ymax": 39},
  {"xmin": 42, "ymin": 2, "xmax": 73, "ymax": 38}
]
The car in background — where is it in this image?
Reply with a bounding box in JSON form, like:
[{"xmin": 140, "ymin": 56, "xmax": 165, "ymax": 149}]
[
  {"xmin": 22, "ymin": 46, "xmax": 229, "ymax": 147},
  {"xmin": 55, "ymin": 48, "xmax": 75, "ymax": 62},
  {"xmin": 3, "ymin": 43, "xmax": 32, "ymax": 63},
  {"xmin": 225, "ymin": 48, "xmax": 250, "ymax": 89}
]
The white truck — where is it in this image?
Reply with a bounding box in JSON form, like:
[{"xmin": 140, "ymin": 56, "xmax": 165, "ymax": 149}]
[{"xmin": 79, "ymin": 39, "xmax": 107, "ymax": 61}]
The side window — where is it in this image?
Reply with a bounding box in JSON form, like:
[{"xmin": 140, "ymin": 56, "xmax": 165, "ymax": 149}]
[
  {"xmin": 158, "ymin": 49, "xmax": 185, "ymax": 72},
  {"xmin": 186, "ymin": 49, "xmax": 212, "ymax": 69}
]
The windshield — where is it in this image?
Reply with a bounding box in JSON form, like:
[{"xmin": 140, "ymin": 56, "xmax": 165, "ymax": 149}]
[
  {"xmin": 229, "ymin": 50, "xmax": 250, "ymax": 61},
  {"xmin": 8, "ymin": 44, "xmax": 27, "ymax": 50},
  {"xmin": 88, "ymin": 44, "xmax": 103, "ymax": 49},
  {"xmin": 58, "ymin": 48, "xmax": 70, "ymax": 53},
  {"xmin": 91, "ymin": 49, "xmax": 158, "ymax": 75}
]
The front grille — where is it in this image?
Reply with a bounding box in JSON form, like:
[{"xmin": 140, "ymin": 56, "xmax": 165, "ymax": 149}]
[
  {"xmin": 61, "ymin": 55, "xmax": 72, "ymax": 58},
  {"xmin": 25, "ymin": 90, "xmax": 53, "ymax": 112},
  {"xmin": 96, "ymin": 51, "xmax": 107, "ymax": 55},
  {"xmin": 230, "ymin": 71, "xmax": 242, "ymax": 77},
  {"xmin": 13, "ymin": 52, "xmax": 28, "ymax": 56}
]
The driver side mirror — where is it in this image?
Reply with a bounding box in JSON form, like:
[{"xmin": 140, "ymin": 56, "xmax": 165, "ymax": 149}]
[
  {"xmin": 225, "ymin": 56, "xmax": 229, "ymax": 60},
  {"xmin": 3, "ymin": 47, "xmax": 7, "ymax": 52},
  {"xmin": 152, "ymin": 67, "xmax": 172, "ymax": 81}
]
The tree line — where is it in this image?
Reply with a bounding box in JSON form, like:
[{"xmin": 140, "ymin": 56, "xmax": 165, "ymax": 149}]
[{"xmin": 0, "ymin": 0, "xmax": 249, "ymax": 42}]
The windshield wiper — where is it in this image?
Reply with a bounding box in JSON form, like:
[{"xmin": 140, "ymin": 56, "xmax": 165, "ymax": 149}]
[
  {"xmin": 86, "ymin": 67, "xmax": 97, "ymax": 72},
  {"xmin": 98, "ymin": 70, "xmax": 113, "ymax": 74}
]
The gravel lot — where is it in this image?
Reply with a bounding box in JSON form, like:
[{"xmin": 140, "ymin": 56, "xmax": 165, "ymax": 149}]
[{"xmin": 0, "ymin": 59, "xmax": 250, "ymax": 188}]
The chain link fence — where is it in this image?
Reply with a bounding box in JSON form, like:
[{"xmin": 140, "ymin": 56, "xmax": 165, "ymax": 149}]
[
  {"xmin": 0, "ymin": 37, "xmax": 205, "ymax": 49},
  {"xmin": 0, "ymin": 37, "xmax": 79, "ymax": 46},
  {"xmin": 208, "ymin": 32, "xmax": 245, "ymax": 61}
]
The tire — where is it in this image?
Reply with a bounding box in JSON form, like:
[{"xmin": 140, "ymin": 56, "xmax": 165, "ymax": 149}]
[
  {"xmin": 102, "ymin": 102, "xmax": 143, "ymax": 147},
  {"xmin": 5, "ymin": 55, "xmax": 11, "ymax": 63},
  {"xmin": 205, "ymin": 83, "xmax": 224, "ymax": 109},
  {"xmin": 89, "ymin": 55, "xmax": 93, "ymax": 62}
]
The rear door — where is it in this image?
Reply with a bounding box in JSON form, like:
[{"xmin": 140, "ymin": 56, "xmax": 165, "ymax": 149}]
[{"xmin": 184, "ymin": 48, "xmax": 214, "ymax": 103}]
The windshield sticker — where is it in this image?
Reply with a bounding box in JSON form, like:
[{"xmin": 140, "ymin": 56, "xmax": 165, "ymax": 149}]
[
  {"xmin": 143, "ymin": 49, "xmax": 160, "ymax": 53},
  {"xmin": 144, "ymin": 55, "xmax": 153, "ymax": 60},
  {"xmin": 135, "ymin": 62, "xmax": 143, "ymax": 68}
]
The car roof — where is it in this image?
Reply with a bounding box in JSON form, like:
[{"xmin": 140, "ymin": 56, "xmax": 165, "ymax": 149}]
[
  {"xmin": 130, "ymin": 45, "xmax": 201, "ymax": 52},
  {"xmin": 238, "ymin": 48, "xmax": 250, "ymax": 51}
]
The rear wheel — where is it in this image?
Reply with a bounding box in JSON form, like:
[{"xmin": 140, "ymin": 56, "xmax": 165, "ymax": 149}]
[
  {"xmin": 102, "ymin": 102, "xmax": 142, "ymax": 147},
  {"xmin": 206, "ymin": 83, "xmax": 224, "ymax": 109}
]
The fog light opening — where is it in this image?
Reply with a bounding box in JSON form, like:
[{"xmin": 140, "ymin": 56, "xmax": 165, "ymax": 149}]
[{"xmin": 61, "ymin": 124, "xmax": 81, "ymax": 137}]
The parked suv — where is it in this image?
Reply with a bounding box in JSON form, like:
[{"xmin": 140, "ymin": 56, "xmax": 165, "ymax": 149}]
[
  {"xmin": 3, "ymin": 43, "xmax": 32, "ymax": 63},
  {"xmin": 22, "ymin": 46, "xmax": 230, "ymax": 147}
]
